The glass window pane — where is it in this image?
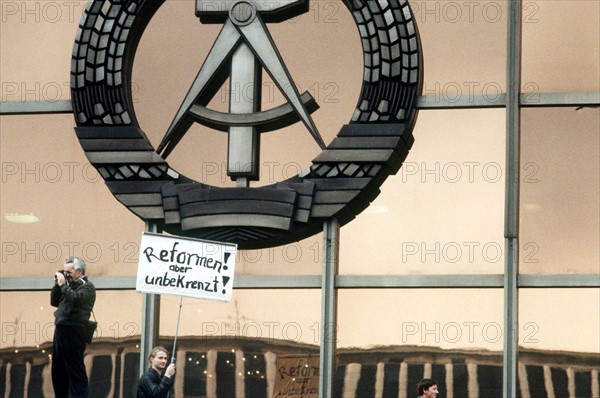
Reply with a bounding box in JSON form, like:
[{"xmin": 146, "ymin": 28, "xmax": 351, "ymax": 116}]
[
  {"xmin": 0, "ymin": 291, "xmax": 55, "ymax": 348},
  {"xmin": 340, "ymin": 110, "xmax": 506, "ymax": 275},
  {"xmin": 0, "ymin": 290, "xmax": 143, "ymax": 348},
  {"xmin": 0, "ymin": 1, "xmax": 82, "ymax": 101},
  {"xmin": 520, "ymin": 108, "xmax": 600, "ymax": 274},
  {"xmin": 414, "ymin": 1, "xmax": 507, "ymax": 97},
  {"xmin": 158, "ymin": 290, "xmax": 321, "ymax": 398},
  {"xmin": 519, "ymin": 289, "xmax": 600, "ymax": 354},
  {"xmin": 93, "ymin": 291, "xmax": 143, "ymax": 342},
  {"xmin": 235, "ymin": 236, "xmax": 323, "ymax": 275},
  {"xmin": 158, "ymin": 289, "xmax": 320, "ymax": 345},
  {"xmin": 0, "ymin": 115, "xmax": 145, "ymax": 278},
  {"xmin": 337, "ymin": 289, "xmax": 504, "ymax": 398},
  {"xmin": 518, "ymin": 289, "xmax": 600, "ymax": 398},
  {"xmin": 0, "ymin": 290, "xmax": 143, "ymax": 397},
  {"xmin": 522, "ymin": 1, "xmax": 600, "ymax": 93}
]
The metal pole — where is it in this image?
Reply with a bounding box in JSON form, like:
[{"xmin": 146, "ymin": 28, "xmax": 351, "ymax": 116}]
[
  {"xmin": 167, "ymin": 296, "xmax": 184, "ymax": 398},
  {"xmin": 171, "ymin": 296, "xmax": 184, "ymax": 364},
  {"xmin": 504, "ymin": 0, "xmax": 522, "ymax": 396},
  {"xmin": 140, "ymin": 222, "xmax": 161, "ymax": 378},
  {"xmin": 319, "ymin": 219, "xmax": 339, "ymax": 398}
]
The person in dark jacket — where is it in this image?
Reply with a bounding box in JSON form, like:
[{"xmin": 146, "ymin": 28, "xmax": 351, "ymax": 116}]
[
  {"xmin": 137, "ymin": 346, "xmax": 176, "ymax": 398},
  {"xmin": 51, "ymin": 256, "xmax": 96, "ymax": 398},
  {"xmin": 416, "ymin": 378, "xmax": 439, "ymax": 398}
]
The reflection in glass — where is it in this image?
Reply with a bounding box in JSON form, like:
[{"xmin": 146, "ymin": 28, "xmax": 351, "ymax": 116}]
[
  {"xmin": 0, "ymin": 290, "xmax": 143, "ymax": 397},
  {"xmin": 337, "ymin": 289, "xmax": 504, "ymax": 398},
  {"xmin": 519, "ymin": 289, "xmax": 600, "ymax": 398}
]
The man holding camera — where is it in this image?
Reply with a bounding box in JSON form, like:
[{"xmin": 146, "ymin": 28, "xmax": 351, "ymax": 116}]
[{"xmin": 51, "ymin": 256, "xmax": 96, "ymax": 398}]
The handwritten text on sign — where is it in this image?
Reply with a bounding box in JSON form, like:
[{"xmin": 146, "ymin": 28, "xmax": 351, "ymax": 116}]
[
  {"xmin": 273, "ymin": 355, "xmax": 319, "ymax": 398},
  {"xmin": 136, "ymin": 233, "xmax": 237, "ymax": 302}
]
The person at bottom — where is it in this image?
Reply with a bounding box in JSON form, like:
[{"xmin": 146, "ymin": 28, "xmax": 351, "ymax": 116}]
[
  {"xmin": 137, "ymin": 346, "xmax": 176, "ymax": 398},
  {"xmin": 417, "ymin": 378, "xmax": 439, "ymax": 398}
]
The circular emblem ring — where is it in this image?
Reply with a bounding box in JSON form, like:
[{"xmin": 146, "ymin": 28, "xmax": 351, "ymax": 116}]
[{"xmin": 71, "ymin": 0, "xmax": 423, "ymax": 249}]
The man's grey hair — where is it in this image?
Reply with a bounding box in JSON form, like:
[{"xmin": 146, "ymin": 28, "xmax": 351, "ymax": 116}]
[{"xmin": 65, "ymin": 256, "xmax": 86, "ymax": 274}]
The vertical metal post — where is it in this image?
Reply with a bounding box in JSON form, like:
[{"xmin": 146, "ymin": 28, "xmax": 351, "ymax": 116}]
[
  {"xmin": 228, "ymin": 42, "xmax": 262, "ymax": 187},
  {"xmin": 140, "ymin": 222, "xmax": 161, "ymax": 377},
  {"xmin": 504, "ymin": 0, "xmax": 522, "ymax": 396},
  {"xmin": 319, "ymin": 219, "xmax": 339, "ymax": 398}
]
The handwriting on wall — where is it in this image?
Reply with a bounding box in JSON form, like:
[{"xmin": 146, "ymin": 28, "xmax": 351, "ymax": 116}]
[{"xmin": 273, "ymin": 355, "xmax": 319, "ymax": 398}]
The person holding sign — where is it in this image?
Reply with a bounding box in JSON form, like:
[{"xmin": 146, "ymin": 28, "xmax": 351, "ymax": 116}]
[
  {"xmin": 137, "ymin": 346, "xmax": 176, "ymax": 398},
  {"xmin": 50, "ymin": 256, "xmax": 96, "ymax": 398}
]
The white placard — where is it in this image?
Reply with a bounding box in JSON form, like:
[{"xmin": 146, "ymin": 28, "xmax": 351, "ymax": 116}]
[{"xmin": 136, "ymin": 233, "xmax": 237, "ymax": 302}]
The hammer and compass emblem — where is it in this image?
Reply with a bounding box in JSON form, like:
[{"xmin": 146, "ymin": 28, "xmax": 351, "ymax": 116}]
[
  {"xmin": 71, "ymin": 0, "xmax": 422, "ymax": 248},
  {"xmin": 158, "ymin": 0, "xmax": 325, "ymax": 186}
]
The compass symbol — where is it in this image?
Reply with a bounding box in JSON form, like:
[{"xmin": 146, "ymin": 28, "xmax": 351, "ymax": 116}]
[
  {"xmin": 70, "ymin": 0, "xmax": 423, "ymax": 249},
  {"xmin": 157, "ymin": 0, "xmax": 325, "ymax": 186}
]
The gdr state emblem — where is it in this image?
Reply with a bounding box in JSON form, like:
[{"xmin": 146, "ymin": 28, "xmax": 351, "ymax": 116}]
[{"xmin": 71, "ymin": 0, "xmax": 422, "ymax": 249}]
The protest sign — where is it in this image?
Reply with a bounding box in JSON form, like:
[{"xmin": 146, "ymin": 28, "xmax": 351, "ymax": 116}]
[
  {"xmin": 136, "ymin": 233, "xmax": 237, "ymax": 302},
  {"xmin": 272, "ymin": 355, "xmax": 319, "ymax": 398}
]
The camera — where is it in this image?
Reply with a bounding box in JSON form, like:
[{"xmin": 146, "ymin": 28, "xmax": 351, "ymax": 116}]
[{"xmin": 55, "ymin": 270, "xmax": 69, "ymax": 281}]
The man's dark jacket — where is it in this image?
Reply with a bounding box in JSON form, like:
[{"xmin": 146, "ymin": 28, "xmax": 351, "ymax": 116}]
[
  {"xmin": 137, "ymin": 368, "xmax": 174, "ymax": 398},
  {"xmin": 51, "ymin": 276, "xmax": 95, "ymax": 326}
]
